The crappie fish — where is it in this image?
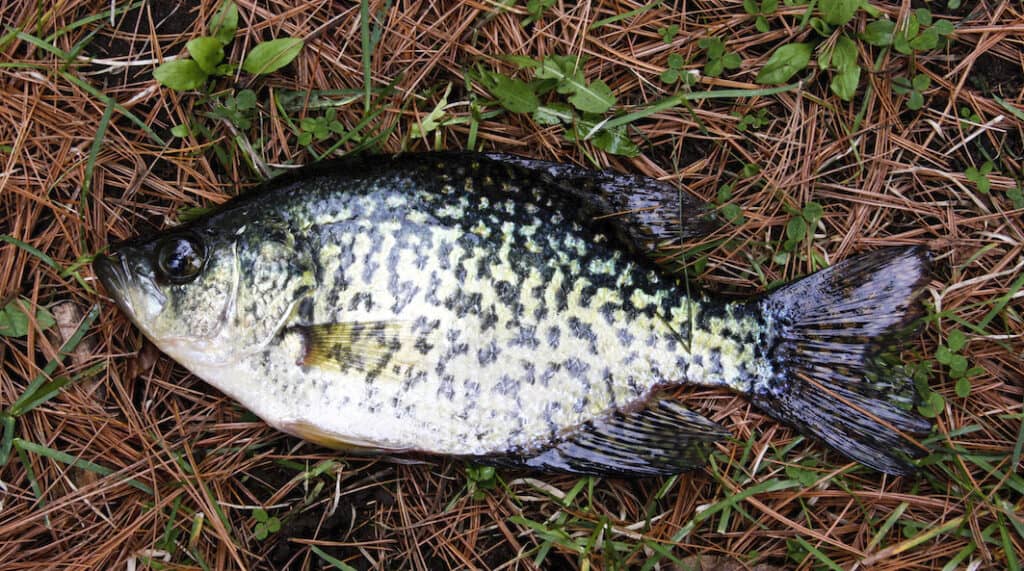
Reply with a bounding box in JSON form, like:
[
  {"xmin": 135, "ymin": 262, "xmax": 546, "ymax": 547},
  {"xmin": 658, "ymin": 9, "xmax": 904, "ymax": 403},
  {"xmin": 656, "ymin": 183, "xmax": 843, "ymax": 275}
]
[{"xmin": 94, "ymin": 152, "xmax": 932, "ymax": 476}]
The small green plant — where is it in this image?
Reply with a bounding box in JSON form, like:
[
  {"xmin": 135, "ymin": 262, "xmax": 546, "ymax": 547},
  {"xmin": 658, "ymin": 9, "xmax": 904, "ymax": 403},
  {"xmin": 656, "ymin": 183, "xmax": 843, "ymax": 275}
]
[
  {"xmin": 299, "ymin": 108, "xmax": 347, "ymax": 145},
  {"xmin": 958, "ymin": 105, "xmax": 982, "ymax": 128},
  {"xmin": 251, "ymin": 508, "xmax": 281, "ymax": 540},
  {"xmin": 733, "ymin": 108, "xmax": 770, "ymax": 131},
  {"xmin": 893, "ymin": 73, "xmax": 931, "ymax": 110},
  {"xmin": 658, "ymin": 24, "xmax": 679, "ymax": 43},
  {"xmin": 716, "ymin": 183, "xmax": 746, "ymax": 225},
  {"xmin": 205, "ymin": 88, "xmax": 258, "ymax": 131},
  {"xmin": 476, "ymin": 55, "xmax": 638, "ymax": 156},
  {"xmin": 743, "ymin": 0, "xmax": 778, "ymax": 33},
  {"xmin": 964, "ymin": 160, "xmax": 994, "ymax": 194},
  {"xmin": 659, "ymin": 53, "xmax": 695, "ymax": 85},
  {"xmin": 773, "ymin": 201, "xmax": 824, "ymax": 264},
  {"xmin": 697, "ymin": 37, "xmax": 742, "ymax": 78},
  {"xmin": 153, "ymin": 1, "xmax": 303, "ymax": 91},
  {"xmin": 1008, "ymin": 184, "xmax": 1024, "ymax": 209},
  {"xmin": 819, "ymin": 35, "xmax": 860, "ymax": 101},
  {"xmin": 464, "ymin": 464, "xmax": 498, "ymax": 500},
  {"xmin": 523, "ymin": 0, "xmax": 556, "ymax": 27},
  {"xmin": 935, "ymin": 330, "xmax": 984, "ymax": 398},
  {"xmin": 0, "ymin": 298, "xmax": 55, "ymax": 338}
]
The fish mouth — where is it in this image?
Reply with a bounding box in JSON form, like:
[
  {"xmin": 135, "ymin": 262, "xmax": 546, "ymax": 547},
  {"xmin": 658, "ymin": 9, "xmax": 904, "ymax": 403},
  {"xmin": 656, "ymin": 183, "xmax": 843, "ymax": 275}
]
[{"xmin": 93, "ymin": 252, "xmax": 136, "ymax": 315}]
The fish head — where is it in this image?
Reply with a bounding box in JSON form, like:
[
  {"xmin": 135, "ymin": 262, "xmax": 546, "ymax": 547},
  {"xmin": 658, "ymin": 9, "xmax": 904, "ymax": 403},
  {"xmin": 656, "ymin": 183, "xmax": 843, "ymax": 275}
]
[{"xmin": 95, "ymin": 213, "xmax": 313, "ymax": 369}]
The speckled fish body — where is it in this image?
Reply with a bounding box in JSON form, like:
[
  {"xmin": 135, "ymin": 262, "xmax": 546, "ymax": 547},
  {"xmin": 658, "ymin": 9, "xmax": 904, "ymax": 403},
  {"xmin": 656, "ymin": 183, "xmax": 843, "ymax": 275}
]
[{"xmin": 96, "ymin": 152, "xmax": 932, "ymax": 476}]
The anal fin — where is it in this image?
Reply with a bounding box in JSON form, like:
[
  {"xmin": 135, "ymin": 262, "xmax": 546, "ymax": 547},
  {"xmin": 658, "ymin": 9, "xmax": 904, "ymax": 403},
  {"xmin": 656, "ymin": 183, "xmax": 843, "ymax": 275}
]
[{"xmin": 480, "ymin": 400, "xmax": 729, "ymax": 477}]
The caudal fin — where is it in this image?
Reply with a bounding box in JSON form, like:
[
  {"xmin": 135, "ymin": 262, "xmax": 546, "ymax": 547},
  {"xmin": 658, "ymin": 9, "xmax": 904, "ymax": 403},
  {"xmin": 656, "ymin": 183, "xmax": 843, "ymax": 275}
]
[{"xmin": 752, "ymin": 247, "xmax": 932, "ymax": 475}]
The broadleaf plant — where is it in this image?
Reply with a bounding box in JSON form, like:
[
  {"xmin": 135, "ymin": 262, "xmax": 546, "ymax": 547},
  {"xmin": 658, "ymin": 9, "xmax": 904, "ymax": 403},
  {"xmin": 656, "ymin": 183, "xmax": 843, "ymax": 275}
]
[{"xmin": 153, "ymin": 1, "xmax": 303, "ymax": 91}]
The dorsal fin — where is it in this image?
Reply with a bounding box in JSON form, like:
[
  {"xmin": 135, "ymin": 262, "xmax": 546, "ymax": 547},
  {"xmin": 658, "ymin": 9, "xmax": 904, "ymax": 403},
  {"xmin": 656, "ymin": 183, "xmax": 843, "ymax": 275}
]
[
  {"xmin": 485, "ymin": 153, "xmax": 719, "ymax": 257},
  {"xmin": 479, "ymin": 400, "xmax": 729, "ymax": 477}
]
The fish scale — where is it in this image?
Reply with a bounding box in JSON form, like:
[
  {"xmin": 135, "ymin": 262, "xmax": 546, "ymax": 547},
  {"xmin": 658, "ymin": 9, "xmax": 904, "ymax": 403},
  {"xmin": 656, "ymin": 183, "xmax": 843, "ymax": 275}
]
[{"xmin": 96, "ymin": 151, "xmax": 933, "ymax": 476}]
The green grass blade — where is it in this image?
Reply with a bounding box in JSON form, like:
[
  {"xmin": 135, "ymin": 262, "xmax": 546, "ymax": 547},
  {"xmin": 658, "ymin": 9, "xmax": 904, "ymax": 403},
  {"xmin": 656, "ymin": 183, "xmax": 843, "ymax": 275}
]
[
  {"xmin": 0, "ymin": 235, "xmax": 62, "ymax": 272},
  {"xmin": 601, "ymin": 83, "xmax": 801, "ymax": 132},
  {"xmin": 310, "ymin": 545, "xmax": 358, "ymax": 571},
  {"xmin": 81, "ymin": 101, "xmax": 114, "ymax": 213},
  {"xmin": 794, "ymin": 537, "xmax": 845, "ymax": 571},
  {"xmin": 13, "ymin": 438, "xmax": 153, "ymax": 495},
  {"xmin": 8, "ymin": 304, "xmax": 100, "ymax": 417}
]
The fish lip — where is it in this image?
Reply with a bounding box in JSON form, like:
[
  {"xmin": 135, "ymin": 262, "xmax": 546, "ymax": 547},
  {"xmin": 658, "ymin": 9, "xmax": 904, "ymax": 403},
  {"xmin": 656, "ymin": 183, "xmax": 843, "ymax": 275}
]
[{"xmin": 93, "ymin": 252, "xmax": 136, "ymax": 315}]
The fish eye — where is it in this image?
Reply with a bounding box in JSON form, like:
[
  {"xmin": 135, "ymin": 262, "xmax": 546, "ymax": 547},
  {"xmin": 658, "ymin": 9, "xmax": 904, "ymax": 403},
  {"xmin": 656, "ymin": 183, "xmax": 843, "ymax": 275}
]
[{"xmin": 156, "ymin": 235, "xmax": 207, "ymax": 284}]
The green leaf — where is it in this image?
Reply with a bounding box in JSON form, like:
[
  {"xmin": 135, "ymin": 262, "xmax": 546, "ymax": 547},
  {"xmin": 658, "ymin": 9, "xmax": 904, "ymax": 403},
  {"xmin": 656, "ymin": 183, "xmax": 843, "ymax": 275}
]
[
  {"xmin": 809, "ymin": 17, "xmax": 833, "ymax": 37},
  {"xmin": 1008, "ymin": 186, "xmax": 1024, "ymax": 209},
  {"xmin": 909, "ymin": 27, "xmax": 939, "ymax": 51},
  {"xmin": 949, "ymin": 354, "xmax": 968, "ymax": 376},
  {"xmin": 490, "ymin": 74, "xmax": 539, "ymax": 113},
  {"xmin": 253, "ymin": 508, "xmax": 268, "ymax": 523},
  {"xmin": 819, "ymin": 0, "xmax": 859, "ymax": 26},
  {"xmin": 755, "ymin": 43, "xmax": 813, "ymax": 84},
  {"xmin": 210, "ymin": 0, "xmax": 238, "ymax": 45},
  {"xmin": 743, "ymin": 0, "xmax": 759, "ymax": 15},
  {"xmin": 266, "ymin": 518, "xmax": 281, "ymax": 533},
  {"xmin": 947, "ymin": 329, "xmax": 966, "ymax": 352},
  {"xmin": 720, "ymin": 203, "xmax": 745, "ymax": 225},
  {"xmin": 186, "ymin": 37, "xmax": 224, "ymax": 74},
  {"xmin": 723, "ymin": 52, "xmax": 742, "ymax": 69},
  {"xmin": 830, "ymin": 66, "xmax": 860, "ymax": 101},
  {"xmin": 786, "ymin": 217, "xmax": 806, "ymax": 241},
  {"xmin": 830, "ymin": 35, "xmax": 858, "ymax": 70},
  {"xmin": 591, "ymin": 126, "xmax": 639, "ymax": 157},
  {"xmin": 965, "ymin": 366, "xmax": 985, "ymax": 378},
  {"xmin": 533, "ymin": 103, "xmax": 573, "ymax": 125},
  {"xmin": 955, "ymin": 377, "xmax": 971, "ymax": 398},
  {"xmin": 235, "ymin": 88, "xmax": 257, "ymax": 110},
  {"xmin": 567, "ymin": 78, "xmax": 615, "ymax": 114},
  {"xmin": 658, "ymin": 25, "xmax": 679, "ymax": 43},
  {"xmin": 935, "ymin": 345, "xmax": 954, "ymax": 364},
  {"xmin": 861, "ymin": 19, "xmax": 894, "ymax": 46},
  {"xmin": 667, "ymin": 52, "xmax": 685, "ymax": 69},
  {"xmin": 977, "ymin": 177, "xmax": 991, "ymax": 194},
  {"xmin": 700, "ymin": 37, "xmax": 725, "ymax": 59},
  {"xmin": 802, "ymin": 202, "xmax": 824, "ymax": 224},
  {"xmin": 755, "ymin": 15, "xmax": 770, "ymax": 33},
  {"xmin": 254, "ymin": 523, "xmax": 267, "ymax": 540},
  {"xmin": 242, "ymin": 37, "xmax": 304, "ymax": 75},
  {"xmin": 0, "ymin": 298, "xmax": 54, "ymax": 337},
  {"xmin": 893, "ymin": 34, "xmax": 912, "ymax": 55},
  {"xmin": 762, "ymin": 0, "xmax": 779, "ymax": 12},
  {"xmin": 153, "ymin": 59, "xmax": 208, "ymax": 91},
  {"xmin": 933, "ymin": 19, "xmax": 954, "ymax": 36},
  {"xmin": 907, "ymin": 90, "xmax": 924, "ymax": 110},
  {"xmin": 918, "ymin": 391, "xmax": 945, "ymax": 418},
  {"xmin": 170, "ymin": 124, "xmax": 189, "ymax": 137},
  {"xmin": 912, "ymin": 73, "xmax": 931, "ymax": 92},
  {"xmin": 660, "ymin": 69, "xmax": 679, "ymax": 84},
  {"xmin": 704, "ymin": 58, "xmax": 724, "ymax": 78},
  {"xmin": 915, "ymin": 8, "xmax": 932, "ymax": 26},
  {"xmin": 979, "ymin": 160, "xmax": 994, "ymax": 175}
]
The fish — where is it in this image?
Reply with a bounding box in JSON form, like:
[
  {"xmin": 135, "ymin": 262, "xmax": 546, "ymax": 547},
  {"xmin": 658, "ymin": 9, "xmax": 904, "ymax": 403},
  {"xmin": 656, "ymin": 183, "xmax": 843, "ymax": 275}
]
[{"xmin": 93, "ymin": 151, "xmax": 932, "ymax": 477}]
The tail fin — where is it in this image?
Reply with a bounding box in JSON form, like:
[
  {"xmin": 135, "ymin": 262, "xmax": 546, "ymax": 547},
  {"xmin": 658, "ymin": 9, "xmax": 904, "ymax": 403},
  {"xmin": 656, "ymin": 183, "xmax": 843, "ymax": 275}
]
[{"xmin": 752, "ymin": 247, "xmax": 932, "ymax": 475}]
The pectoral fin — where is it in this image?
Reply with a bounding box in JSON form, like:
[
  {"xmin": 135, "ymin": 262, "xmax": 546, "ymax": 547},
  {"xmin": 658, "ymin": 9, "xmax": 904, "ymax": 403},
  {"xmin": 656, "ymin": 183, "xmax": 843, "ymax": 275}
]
[{"xmin": 295, "ymin": 320, "xmax": 420, "ymax": 382}]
